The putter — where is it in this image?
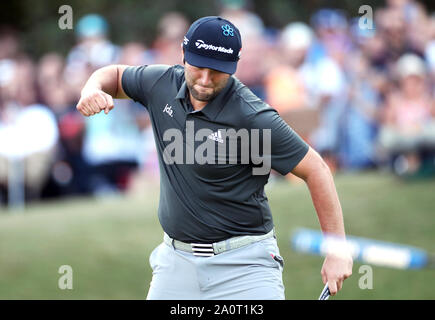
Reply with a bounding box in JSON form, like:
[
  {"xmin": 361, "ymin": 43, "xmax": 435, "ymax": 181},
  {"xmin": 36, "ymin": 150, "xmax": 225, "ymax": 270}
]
[{"xmin": 318, "ymin": 283, "xmax": 330, "ymax": 300}]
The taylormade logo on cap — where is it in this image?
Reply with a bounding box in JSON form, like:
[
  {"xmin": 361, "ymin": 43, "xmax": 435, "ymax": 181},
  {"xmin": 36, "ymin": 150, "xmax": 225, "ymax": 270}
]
[
  {"xmin": 194, "ymin": 40, "xmax": 234, "ymax": 54},
  {"xmin": 183, "ymin": 16, "xmax": 242, "ymax": 74}
]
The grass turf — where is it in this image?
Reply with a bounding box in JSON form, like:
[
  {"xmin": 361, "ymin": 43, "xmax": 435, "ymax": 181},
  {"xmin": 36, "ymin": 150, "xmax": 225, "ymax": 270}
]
[{"xmin": 0, "ymin": 172, "xmax": 434, "ymax": 299}]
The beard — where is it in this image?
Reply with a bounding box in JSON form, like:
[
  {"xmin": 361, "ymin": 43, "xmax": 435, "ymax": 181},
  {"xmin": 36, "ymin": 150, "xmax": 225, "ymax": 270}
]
[
  {"xmin": 187, "ymin": 83, "xmax": 218, "ymax": 102},
  {"xmin": 185, "ymin": 72, "xmax": 229, "ymax": 102}
]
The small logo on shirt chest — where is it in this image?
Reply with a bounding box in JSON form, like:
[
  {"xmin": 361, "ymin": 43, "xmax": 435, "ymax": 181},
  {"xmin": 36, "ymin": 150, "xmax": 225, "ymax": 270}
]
[{"xmin": 163, "ymin": 104, "xmax": 174, "ymax": 117}]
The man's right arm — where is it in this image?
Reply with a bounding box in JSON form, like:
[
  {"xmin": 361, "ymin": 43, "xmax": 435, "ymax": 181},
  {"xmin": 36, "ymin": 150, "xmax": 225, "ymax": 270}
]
[{"xmin": 76, "ymin": 65, "xmax": 129, "ymax": 117}]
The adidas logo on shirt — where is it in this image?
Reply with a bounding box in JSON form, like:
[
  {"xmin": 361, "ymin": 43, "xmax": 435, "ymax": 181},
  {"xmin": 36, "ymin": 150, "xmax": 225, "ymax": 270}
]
[{"xmin": 208, "ymin": 130, "xmax": 224, "ymax": 144}]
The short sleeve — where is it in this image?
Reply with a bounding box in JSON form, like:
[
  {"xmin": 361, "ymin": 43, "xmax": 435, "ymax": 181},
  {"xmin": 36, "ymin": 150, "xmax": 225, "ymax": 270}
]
[
  {"xmin": 250, "ymin": 108, "xmax": 309, "ymax": 175},
  {"xmin": 121, "ymin": 64, "xmax": 170, "ymax": 108}
]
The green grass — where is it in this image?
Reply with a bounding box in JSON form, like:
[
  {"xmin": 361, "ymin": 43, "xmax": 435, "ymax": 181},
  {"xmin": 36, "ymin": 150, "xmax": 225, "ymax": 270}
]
[{"xmin": 0, "ymin": 172, "xmax": 434, "ymax": 299}]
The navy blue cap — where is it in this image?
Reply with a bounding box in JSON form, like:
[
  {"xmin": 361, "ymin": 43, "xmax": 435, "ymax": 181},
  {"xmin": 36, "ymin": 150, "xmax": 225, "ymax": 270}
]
[{"xmin": 183, "ymin": 16, "xmax": 242, "ymax": 74}]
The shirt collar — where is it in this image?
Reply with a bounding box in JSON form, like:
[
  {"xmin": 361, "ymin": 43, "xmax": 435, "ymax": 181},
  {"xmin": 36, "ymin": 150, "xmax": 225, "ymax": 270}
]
[
  {"xmin": 175, "ymin": 76, "xmax": 234, "ymax": 120},
  {"xmin": 175, "ymin": 81, "xmax": 188, "ymax": 100}
]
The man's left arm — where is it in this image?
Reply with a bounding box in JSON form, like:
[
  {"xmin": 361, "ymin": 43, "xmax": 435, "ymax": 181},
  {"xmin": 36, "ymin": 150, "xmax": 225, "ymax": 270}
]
[{"xmin": 291, "ymin": 146, "xmax": 353, "ymax": 296}]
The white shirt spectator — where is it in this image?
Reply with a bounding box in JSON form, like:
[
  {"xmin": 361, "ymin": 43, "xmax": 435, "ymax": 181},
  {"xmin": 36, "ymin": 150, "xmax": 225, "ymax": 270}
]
[{"xmin": 0, "ymin": 104, "xmax": 59, "ymax": 159}]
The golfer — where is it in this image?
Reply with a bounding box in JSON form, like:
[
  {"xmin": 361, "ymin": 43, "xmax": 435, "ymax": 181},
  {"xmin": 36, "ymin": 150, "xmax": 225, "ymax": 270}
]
[{"xmin": 76, "ymin": 16, "xmax": 352, "ymax": 300}]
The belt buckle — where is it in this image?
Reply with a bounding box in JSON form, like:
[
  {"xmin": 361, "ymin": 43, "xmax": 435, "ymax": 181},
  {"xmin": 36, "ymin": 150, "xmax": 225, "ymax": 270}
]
[{"xmin": 191, "ymin": 243, "xmax": 215, "ymax": 257}]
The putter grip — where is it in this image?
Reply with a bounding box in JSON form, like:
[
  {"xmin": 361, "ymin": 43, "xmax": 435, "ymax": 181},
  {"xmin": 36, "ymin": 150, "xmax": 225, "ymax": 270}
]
[{"xmin": 318, "ymin": 284, "xmax": 330, "ymax": 300}]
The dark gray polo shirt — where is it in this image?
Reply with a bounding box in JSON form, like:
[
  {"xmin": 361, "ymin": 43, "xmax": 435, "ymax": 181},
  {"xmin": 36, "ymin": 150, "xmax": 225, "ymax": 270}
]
[{"xmin": 122, "ymin": 64, "xmax": 309, "ymax": 243}]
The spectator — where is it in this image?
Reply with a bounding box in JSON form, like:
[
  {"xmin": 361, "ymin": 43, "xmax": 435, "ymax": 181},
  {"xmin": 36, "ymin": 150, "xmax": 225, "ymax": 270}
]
[
  {"xmin": 264, "ymin": 22, "xmax": 314, "ymax": 113},
  {"xmin": 375, "ymin": 7, "xmax": 408, "ymax": 64},
  {"xmin": 0, "ymin": 27, "xmax": 20, "ymax": 61},
  {"xmin": 338, "ymin": 52, "xmax": 381, "ymax": 170},
  {"xmin": 152, "ymin": 12, "xmax": 189, "ymax": 65},
  {"xmin": 0, "ymin": 57, "xmax": 59, "ymax": 203},
  {"xmin": 306, "ymin": 9, "xmax": 350, "ymax": 172},
  {"xmin": 35, "ymin": 53, "xmax": 90, "ymax": 197},
  {"xmin": 220, "ymin": 1, "xmax": 268, "ymax": 99},
  {"xmin": 377, "ymin": 53, "xmax": 435, "ymax": 177},
  {"xmin": 67, "ymin": 14, "xmax": 120, "ymax": 70},
  {"xmin": 37, "ymin": 53, "xmax": 70, "ymax": 114}
]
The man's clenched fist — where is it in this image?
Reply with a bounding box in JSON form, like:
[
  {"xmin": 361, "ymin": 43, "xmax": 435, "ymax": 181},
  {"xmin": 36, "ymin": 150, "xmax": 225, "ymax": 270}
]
[{"xmin": 76, "ymin": 89, "xmax": 114, "ymax": 117}]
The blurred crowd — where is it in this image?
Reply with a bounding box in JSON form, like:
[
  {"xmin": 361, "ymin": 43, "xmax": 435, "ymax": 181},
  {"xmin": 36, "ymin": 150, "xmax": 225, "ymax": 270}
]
[{"xmin": 1, "ymin": 0, "xmax": 435, "ymax": 205}]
